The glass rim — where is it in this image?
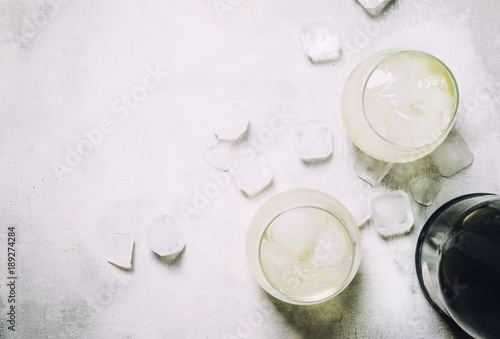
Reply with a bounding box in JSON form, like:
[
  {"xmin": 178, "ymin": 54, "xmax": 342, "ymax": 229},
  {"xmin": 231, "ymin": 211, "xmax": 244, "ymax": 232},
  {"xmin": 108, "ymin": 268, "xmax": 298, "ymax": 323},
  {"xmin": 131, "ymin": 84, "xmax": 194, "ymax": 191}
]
[
  {"xmin": 257, "ymin": 205, "xmax": 358, "ymax": 304},
  {"xmin": 361, "ymin": 49, "xmax": 460, "ymax": 149}
]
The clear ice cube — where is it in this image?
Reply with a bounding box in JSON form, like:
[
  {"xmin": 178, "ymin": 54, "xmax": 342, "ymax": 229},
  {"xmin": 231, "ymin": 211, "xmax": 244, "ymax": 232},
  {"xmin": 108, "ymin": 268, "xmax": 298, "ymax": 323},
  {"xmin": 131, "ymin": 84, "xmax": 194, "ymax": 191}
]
[
  {"xmin": 214, "ymin": 103, "xmax": 250, "ymax": 141},
  {"xmin": 261, "ymin": 208, "xmax": 353, "ymax": 298},
  {"xmin": 417, "ymin": 75, "xmax": 454, "ymax": 114},
  {"xmin": 301, "ymin": 17, "xmax": 341, "ymax": 63},
  {"xmin": 267, "ymin": 208, "xmax": 322, "ymax": 260},
  {"xmin": 354, "ymin": 149, "xmax": 394, "ymax": 186},
  {"xmin": 368, "ymin": 54, "xmax": 415, "ymax": 107},
  {"xmin": 107, "ymin": 233, "xmax": 134, "ymax": 269},
  {"xmin": 301, "ymin": 219, "xmax": 352, "ymax": 296},
  {"xmin": 204, "ymin": 138, "xmax": 239, "ymax": 171},
  {"xmin": 371, "ymin": 190, "xmax": 414, "ymax": 237},
  {"xmin": 410, "ymin": 174, "xmax": 442, "ymax": 206},
  {"xmin": 146, "ymin": 214, "xmax": 186, "ymax": 257},
  {"xmin": 227, "ymin": 148, "xmax": 273, "ymax": 197},
  {"xmin": 259, "ymin": 240, "xmax": 304, "ymax": 294},
  {"xmin": 307, "ymin": 221, "xmax": 348, "ymax": 268},
  {"xmin": 338, "ymin": 189, "xmax": 372, "ymax": 226},
  {"xmin": 430, "ymin": 131, "xmax": 474, "ymax": 177},
  {"xmin": 295, "ymin": 119, "xmax": 333, "ymax": 161},
  {"xmin": 357, "ymin": 0, "xmax": 393, "ymax": 16},
  {"xmin": 302, "ymin": 262, "xmax": 350, "ymax": 292}
]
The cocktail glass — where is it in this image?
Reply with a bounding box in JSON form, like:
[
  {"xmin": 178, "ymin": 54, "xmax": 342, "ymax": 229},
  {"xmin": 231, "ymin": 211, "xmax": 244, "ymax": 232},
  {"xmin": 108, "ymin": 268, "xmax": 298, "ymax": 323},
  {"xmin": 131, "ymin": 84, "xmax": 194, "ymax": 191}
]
[
  {"xmin": 341, "ymin": 48, "xmax": 459, "ymax": 163},
  {"xmin": 245, "ymin": 189, "xmax": 361, "ymax": 305}
]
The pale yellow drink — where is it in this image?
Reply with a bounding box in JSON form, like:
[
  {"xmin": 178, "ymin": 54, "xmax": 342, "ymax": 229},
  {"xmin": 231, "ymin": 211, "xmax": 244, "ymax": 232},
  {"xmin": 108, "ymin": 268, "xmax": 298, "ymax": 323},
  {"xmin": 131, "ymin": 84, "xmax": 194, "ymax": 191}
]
[
  {"xmin": 246, "ymin": 189, "xmax": 361, "ymax": 305},
  {"xmin": 341, "ymin": 49, "xmax": 459, "ymax": 163}
]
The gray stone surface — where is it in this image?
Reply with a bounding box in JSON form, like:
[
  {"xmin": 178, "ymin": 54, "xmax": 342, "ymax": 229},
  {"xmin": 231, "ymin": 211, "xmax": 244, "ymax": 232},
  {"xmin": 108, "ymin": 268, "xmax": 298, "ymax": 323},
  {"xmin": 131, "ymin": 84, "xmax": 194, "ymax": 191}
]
[{"xmin": 1, "ymin": 0, "xmax": 499, "ymax": 338}]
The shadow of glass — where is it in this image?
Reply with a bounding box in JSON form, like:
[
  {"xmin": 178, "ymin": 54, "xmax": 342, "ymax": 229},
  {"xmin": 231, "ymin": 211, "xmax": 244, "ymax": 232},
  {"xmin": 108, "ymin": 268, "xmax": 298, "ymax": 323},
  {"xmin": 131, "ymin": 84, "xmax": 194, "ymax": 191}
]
[{"xmin": 264, "ymin": 273, "xmax": 364, "ymax": 338}]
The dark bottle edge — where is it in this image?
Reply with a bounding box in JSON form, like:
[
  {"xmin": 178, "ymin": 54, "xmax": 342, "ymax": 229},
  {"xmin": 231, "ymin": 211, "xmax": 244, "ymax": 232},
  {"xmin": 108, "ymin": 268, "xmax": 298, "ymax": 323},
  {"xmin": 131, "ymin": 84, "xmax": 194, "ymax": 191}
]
[{"xmin": 415, "ymin": 193, "xmax": 495, "ymax": 315}]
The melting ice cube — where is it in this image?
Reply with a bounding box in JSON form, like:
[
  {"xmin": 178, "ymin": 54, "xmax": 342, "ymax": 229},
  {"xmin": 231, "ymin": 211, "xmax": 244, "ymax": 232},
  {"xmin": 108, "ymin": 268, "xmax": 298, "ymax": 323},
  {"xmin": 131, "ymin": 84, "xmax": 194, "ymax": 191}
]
[
  {"xmin": 338, "ymin": 189, "xmax": 372, "ymax": 226},
  {"xmin": 261, "ymin": 208, "xmax": 353, "ymax": 298},
  {"xmin": 300, "ymin": 264, "xmax": 349, "ymax": 293},
  {"xmin": 214, "ymin": 103, "xmax": 250, "ymax": 141},
  {"xmin": 295, "ymin": 119, "xmax": 333, "ymax": 161},
  {"xmin": 146, "ymin": 214, "xmax": 186, "ymax": 257},
  {"xmin": 410, "ymin": 174, "xmax": 442, "ymax": 206},
  {"xmin": 307, "ymin": 221, "xmax": 348, "ymax": 268},
  {"xmin": 430, "ymin": 131, "xmax": 474, "ymax": 177},
  {"xmin": 107, "ymin": 233, "xmax": 134, "ymax": 269},
  {"xmin": 357, "ymin": 0, "xmax": 393, "ymax": 16},
  {"xmin": 354, "ymin": 149, "xmax": 394, "ymax": 186},
  {"xmin": 227, "ymin": 148, "xmax": 273, "ymax": 197},
  {"xmin": 204, "ymin": 138, "xmax": 239, "ymax": 171},
  {"xmin": 267, "ymin": 207, "xmax": 322, "ymax": 260},
  {"xmin": 260, "ymin": 240, "xmax": 304, "ymax": 294},
  {"xmin": 371, "ymin": 190, "xmax": 414, "ymax": 237},
  {"xmin": 301, "ymin": 17, "xmax": 341, "ymax": 63}
]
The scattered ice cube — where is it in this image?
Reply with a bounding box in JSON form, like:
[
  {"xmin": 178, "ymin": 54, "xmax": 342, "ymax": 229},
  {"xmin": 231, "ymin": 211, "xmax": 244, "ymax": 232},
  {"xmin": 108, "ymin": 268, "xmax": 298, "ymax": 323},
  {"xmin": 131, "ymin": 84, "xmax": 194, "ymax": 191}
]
[
  {"xmin": 430, "ymin": 131, "xmax": 474, "ymax": 177},
  {"xmin": 301, "ymin": 17, "xmax": 341, "ymax": 63},
  {"xmin": 354, "ymin": 149, "xmax": 394, "ymax": 185},
  {"xmin": 357, "ymin": 0, "xmax": 393, "ymax": 16},
  {"xmin": 204, "ymin": 138, "xmax": 239, "ymax": 171},
  {"xmin": 107, "ymin": 233, "xmax": 134, "ymax": 269},
  {"xmin": 410, "ymin": 174, "xmax": 442, "ymax": 206},
  {"xmin": 146, "ymin": 214, "xmax": 186, "ymax": 257},
  {"xmin": 295, "ymin": 119, "xmax": 333, "ymax": 161},
  {"xmin": 214, "ymin": 103, "xmax": 250, "ymax": 141},
  {"xmin": 371, "ymin": 191, "xmax": 414, "ymax": 237},
  {"xmin": 338, "ymin": 189, "xmax": 372, "ymax": 226},
  {"xmin": 227, "ymin": 148, "xmax": 273, "ymax": 197},
  {"xmin": 267, "ymin": 207, "xmax": 322, "ymax": 260}
]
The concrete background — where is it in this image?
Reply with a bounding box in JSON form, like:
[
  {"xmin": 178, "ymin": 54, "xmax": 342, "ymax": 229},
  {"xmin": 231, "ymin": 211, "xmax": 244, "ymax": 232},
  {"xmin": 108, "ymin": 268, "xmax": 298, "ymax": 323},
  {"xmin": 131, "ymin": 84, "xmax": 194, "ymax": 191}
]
[{"xmin": 1, "ymin": 0, "xmax": 499, "ymax": 338}]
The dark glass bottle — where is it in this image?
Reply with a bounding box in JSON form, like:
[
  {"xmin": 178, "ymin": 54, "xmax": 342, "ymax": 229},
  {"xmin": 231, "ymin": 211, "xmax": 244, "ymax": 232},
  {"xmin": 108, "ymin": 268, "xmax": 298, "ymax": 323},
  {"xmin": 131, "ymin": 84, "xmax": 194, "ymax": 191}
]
[
  {"xmin": 438, "ymin": 200, "xmax": 500, "ymax": 338},
  {"xmin": 416, "ymin": 194, "xmax": 500, "ymax": 339}
]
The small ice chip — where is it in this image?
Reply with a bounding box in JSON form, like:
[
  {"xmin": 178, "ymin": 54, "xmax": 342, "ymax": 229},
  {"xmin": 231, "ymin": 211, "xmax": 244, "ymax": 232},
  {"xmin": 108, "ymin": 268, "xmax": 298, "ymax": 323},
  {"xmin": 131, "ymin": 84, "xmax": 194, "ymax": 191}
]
[
  {"xmin": 338, "ymin": 189, "xmax": 372, "ymax": 226},
  {"xmin": 214, "ymin": 103, "xmax": 250, "ymax": 141},
  {"xmin": 204, "ymin": 138, "xmax": 239, "ymax": 171},
  {"xmin": 295, "ymin": 119, "xmax": 333, "ymax": 161},
  {"xmin": 301, "ymin": 17, "xmax": 341, "ymax": 63},
  {"xmin": 410, "ymin": 174, "xmax": 442, "ymax": 206},
  {"xmin": 146, "ymin": 214, "xmax": 186, "ymax": 257},
  {"xmin": 430, "ymin": 131, "xmax": 474, "ymax": 177},
  {"xmin": 354, "ymin": 149, "xmax": 394, "ymax": 186},
  {"xmin": 227, "ymin": 148, "xmax": 273, "ymax": 197},
  {"xmin": 371, "ymin": 190, "xmax": 414, "ymax": 237},
  {"xmin": 357, "ymin": 0, "xmax": 393, "ymax": 16},
  {"xmin": 107, "ymin": 232, "xmax": 134, "ymax": 269}
]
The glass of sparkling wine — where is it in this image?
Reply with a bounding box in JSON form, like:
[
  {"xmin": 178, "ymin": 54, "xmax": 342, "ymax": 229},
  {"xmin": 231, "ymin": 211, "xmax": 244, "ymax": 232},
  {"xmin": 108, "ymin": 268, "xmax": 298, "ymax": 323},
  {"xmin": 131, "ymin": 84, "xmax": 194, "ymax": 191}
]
[
  {"xmin": 341, "ymin": 48, "xmax": 459, "ymax": 163},
  {"xmin": 245, "ymin": 189, "xmax": 361, "ymax": 305}
]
